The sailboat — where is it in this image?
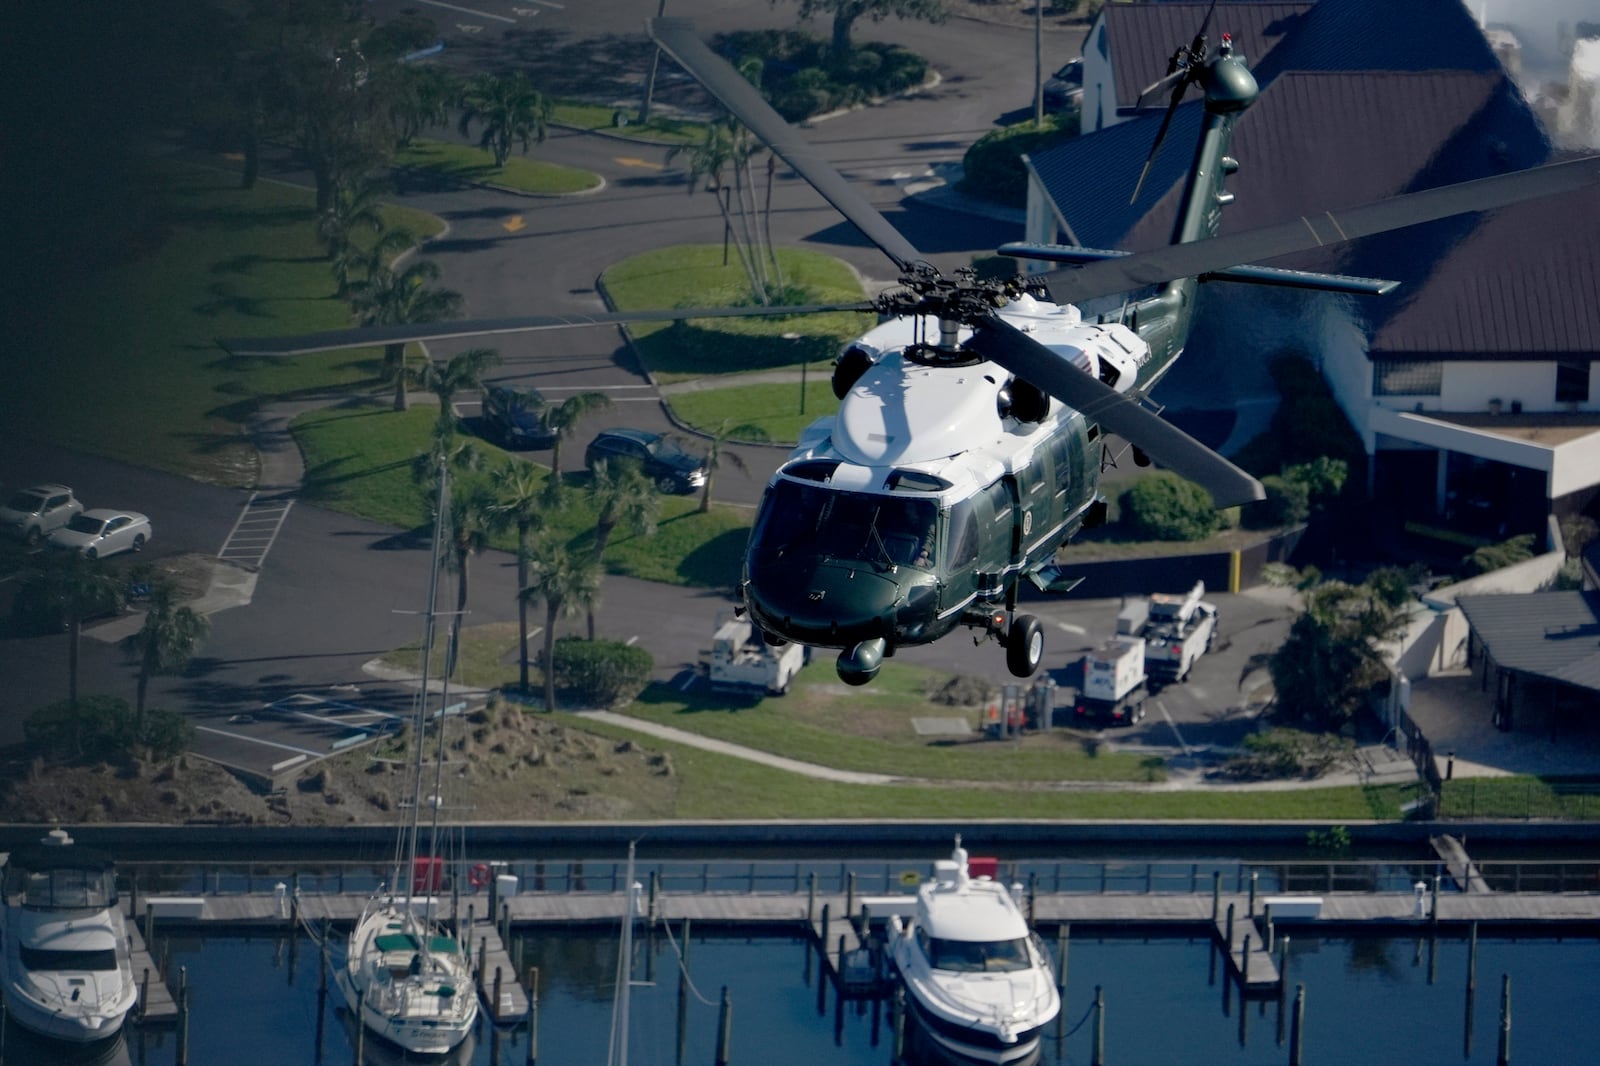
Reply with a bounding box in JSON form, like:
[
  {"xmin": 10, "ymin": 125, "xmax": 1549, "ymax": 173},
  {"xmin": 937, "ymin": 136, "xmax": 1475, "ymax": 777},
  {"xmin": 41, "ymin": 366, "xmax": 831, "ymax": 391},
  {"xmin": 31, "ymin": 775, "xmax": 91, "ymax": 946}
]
[{"xmin": 336, "ymin": 464, "xmax": 479, "ymax": 1055}]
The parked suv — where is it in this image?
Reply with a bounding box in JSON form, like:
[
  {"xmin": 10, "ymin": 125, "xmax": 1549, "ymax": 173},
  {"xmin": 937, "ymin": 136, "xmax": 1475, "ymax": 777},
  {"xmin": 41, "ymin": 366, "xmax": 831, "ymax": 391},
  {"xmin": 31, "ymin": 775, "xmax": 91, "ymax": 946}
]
[
  {"xmin": 0, "ymin": 484, "xmax": 85, "ymax": 545},
  {"xmin": 585, "ymin": 428, "xmax": 707, "ymax": 494},
  {"xmin": 481, "ymin": 385, "xmax": 556, "ymax": 449},
  {"xmin": 1043, "ymin": 58, "xmax": 1084, "ymax": 113}
]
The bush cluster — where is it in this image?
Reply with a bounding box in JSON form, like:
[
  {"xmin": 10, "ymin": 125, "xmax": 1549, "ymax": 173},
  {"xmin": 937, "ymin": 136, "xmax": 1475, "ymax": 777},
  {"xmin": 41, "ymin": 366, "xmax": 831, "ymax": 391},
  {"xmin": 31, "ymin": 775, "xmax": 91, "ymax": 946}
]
[
  {"xmin": 958, "ymin": 114, "xmax": 1078, "ymax": 207},
  {"xmin": 549, "ymin": 636, "xmax": 653, "ymax": 707},
  {"xmin": 1215, "ymin": 728, "xmax": 1354, "ymax": 781},
  {"xmin": 717, "ymin": 31, "xmax": 928, "ymax": 122},
  {"xmin": 25, "ymin": 695, "xmax": 195, "ymax": 762},
  {"xmin": 1118, "ymin": 472, "xmax": 1220, "ymax": 541}
]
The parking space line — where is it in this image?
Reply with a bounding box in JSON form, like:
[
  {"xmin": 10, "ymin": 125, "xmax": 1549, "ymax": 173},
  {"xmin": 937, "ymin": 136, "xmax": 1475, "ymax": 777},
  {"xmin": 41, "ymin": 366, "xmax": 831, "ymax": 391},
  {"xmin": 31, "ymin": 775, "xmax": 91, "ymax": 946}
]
[{"xmin": 218, "ymin": 492, "xmax": 294, "ymax": 570}]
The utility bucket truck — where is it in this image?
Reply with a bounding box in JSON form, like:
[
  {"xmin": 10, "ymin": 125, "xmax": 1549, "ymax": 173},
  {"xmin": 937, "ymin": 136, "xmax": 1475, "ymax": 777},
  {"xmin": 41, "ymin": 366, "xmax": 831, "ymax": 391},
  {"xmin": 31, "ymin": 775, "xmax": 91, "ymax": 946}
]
[
  {"xmin": 707, "ymin": 616, "xmax": 805, "ymax": 696},
  {"xmin": 1141, "ymin": 582, "xmax": 1218, "ymax": 683}
]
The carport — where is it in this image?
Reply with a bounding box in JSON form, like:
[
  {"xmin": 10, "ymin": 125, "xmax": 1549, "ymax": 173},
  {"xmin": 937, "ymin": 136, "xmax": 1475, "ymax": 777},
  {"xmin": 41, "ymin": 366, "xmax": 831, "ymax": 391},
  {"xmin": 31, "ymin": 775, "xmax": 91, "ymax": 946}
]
[{"xmin": 1456, "ymin": 591, "xmax": 1600, "ymax": 738}]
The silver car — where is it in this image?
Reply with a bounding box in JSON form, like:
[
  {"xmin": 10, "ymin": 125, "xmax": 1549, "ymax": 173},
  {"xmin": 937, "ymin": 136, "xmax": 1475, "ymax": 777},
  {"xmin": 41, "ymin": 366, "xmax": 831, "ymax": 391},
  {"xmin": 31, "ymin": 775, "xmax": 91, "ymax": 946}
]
[
  {"xmin": 47, "ymin": 509, "xmax": 153, "ymax": 559},
  {"xmin": 0, "ymin": 483, "xmax": 85, "ymax": 544}
]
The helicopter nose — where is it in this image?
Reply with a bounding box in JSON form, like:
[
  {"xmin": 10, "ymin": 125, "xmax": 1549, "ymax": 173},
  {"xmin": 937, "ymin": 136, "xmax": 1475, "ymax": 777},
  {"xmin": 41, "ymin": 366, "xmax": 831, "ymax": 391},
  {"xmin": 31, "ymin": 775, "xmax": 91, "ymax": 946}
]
[{"xmin": 747, "ymin": 559, "xmax": 902, "ymax": 642}]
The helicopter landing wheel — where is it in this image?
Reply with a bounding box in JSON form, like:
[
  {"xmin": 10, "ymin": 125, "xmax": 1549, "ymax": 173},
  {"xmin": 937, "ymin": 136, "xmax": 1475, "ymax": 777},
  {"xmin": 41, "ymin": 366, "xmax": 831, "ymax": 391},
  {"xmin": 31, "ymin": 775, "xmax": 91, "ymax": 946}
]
[{"xmin": 1005, "ymin": 614, "xmax": 1044, "ymax": 678}]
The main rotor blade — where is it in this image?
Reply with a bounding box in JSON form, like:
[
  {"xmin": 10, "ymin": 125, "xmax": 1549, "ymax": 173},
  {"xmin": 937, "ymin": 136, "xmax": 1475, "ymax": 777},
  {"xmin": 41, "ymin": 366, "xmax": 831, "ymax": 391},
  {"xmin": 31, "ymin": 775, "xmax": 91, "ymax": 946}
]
[
  {"xmin": 219, "ymin": 302, "xmax": 873, "ymax": 356},
  {"xmin": 1041, "ymin": 154, "xmax": 1600, "ymax": 306},
  {"xmin": 965, "ymin": 316, "xmax": 1264, "ymax": 507},
  {"xmin": 648, "ymin": 17, "xmax": 924, "ymax": 273}
]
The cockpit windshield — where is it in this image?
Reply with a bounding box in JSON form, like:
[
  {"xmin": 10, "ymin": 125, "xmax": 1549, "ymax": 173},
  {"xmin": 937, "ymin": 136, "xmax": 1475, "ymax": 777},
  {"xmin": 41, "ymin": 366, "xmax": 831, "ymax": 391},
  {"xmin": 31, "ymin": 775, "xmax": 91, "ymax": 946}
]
[{"xmin": 754, "ymin": 480, "xmax": 940, "ymax": 569}]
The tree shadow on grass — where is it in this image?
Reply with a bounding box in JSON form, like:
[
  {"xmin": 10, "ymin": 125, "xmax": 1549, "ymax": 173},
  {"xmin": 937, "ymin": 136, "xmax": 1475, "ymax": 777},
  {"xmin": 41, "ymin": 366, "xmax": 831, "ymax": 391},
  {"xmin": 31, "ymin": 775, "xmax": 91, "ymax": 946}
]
[{"xmin": 676, "ymin": 526, "xmax": 747, "ymax": 588}]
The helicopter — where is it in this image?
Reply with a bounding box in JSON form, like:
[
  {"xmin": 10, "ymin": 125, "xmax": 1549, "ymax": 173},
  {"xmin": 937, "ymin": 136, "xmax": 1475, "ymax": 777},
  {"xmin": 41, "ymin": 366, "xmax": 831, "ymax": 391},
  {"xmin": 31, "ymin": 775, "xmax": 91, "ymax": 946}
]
[{"xmin": 222, "ymin": 16, "xmax": 1600, "ymax": 687}]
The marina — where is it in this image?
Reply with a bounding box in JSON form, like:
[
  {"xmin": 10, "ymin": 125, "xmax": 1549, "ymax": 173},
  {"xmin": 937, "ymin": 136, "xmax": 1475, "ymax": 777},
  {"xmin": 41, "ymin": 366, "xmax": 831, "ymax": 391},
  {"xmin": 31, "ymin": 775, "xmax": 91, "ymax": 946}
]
[{"xmin": 33, "ymin": 844, "xmax": 1586, "ymax": 1065}]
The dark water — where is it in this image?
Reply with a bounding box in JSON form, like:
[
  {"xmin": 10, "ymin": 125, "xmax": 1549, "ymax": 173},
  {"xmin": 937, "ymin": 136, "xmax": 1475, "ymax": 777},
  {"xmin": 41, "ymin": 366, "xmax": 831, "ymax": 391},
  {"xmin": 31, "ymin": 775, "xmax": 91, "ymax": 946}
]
[{"xmin": 13, "ymin": 927, "xmax": 1597, "ymax": 1066}]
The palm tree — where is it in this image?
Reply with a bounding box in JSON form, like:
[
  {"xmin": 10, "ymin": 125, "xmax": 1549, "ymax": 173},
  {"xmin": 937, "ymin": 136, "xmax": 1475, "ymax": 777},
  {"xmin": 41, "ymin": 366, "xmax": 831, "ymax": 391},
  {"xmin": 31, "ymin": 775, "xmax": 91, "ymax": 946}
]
[
  {"xmin": 332, "ymin": 225, "xmax": 414, "ymax": 300},
  {"xmin": 489, "ymin": 462, "xmax": 547, "ymax": 695},
  {"xmin": 520, "ymin": 539, "xmax": 601, "ymax": 712},
  {"xmin": 18, "ymin": 555, "xmax": 126, "ymax": 711},
  {"xmin": 347, "ymin": 258, "xmax": 462, "ymax": 411},
  {"xmin": 120, "ymin": 583, "xmax": 208, "ymax": 735},
  {"xmin": 698, "ymin": 420, "xmax": 765, "ymax": 513},
  {"xmin": 316, "ymin": 174, "xmax": 390, "ymax": 261},
  {"xmin": 541, "ymin": 391, "xmax": 613, "ymax": 487},
  {"xmin": 418, "ymin": 347, "xmax": 500, "ymax": 435},
  {"xmin": 457, "ymin": 72, "xmax": 553, "ymax": 168},
  {"xmin": 667, "ymin": 118, "xmax": 772, "ymax": 302},
  {"xmin": 584, "ymin": 459, "xmax": 658, "ymax": 638},
  {"xmin": 445, "ymin": 487, "xmax": 497, "ymax": 645},
  {"xmin": 389, "ymin": 63, "xmax": 457, "ymax": 148}
]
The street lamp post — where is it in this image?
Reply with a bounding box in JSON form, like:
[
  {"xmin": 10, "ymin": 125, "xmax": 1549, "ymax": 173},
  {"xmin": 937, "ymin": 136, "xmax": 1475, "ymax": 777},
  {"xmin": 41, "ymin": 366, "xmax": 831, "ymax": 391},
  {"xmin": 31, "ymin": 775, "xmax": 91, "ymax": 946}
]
[{"xmin": 784, "ymin": 332, "xmax": 805, "ymax": 415}]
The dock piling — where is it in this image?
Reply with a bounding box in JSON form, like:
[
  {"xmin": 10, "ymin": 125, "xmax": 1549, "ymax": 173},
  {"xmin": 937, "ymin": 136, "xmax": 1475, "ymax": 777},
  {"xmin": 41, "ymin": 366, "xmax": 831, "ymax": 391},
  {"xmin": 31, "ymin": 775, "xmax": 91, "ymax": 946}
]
[
  {"xmin": 1090, "ymin": 985, "xmax": 1105, "ymax": 1066},
  {"xmin": 677, "ymin": 920, "xmax": 690, "ymax": 1066},
  {"xmin": 1289, "ymin": 985, "xmax": 1305, "ymax": 1066},
  {"xmin": 1498, "ymin": 973, "xmax": 1512, "ymax": 1066},
  {"xmin": 354, "ymin": 987, "xmax": 365, "ymax": 1064},
  {"xmin": 176, "ymin": 966, "xmax": 188, "ymax": 1066},
  {"xmin": 526, "ymin": 968, "xmax": 542, "ymax": 1064},
  {"xmin": 1211, "ymin": 871, "xmax": 1220, "ymax": 922},
  {"xmin": 1057, "ymin": 923, "xmax": 1070, "ymax": 997},
  {"xmin": 714, "ymin": 985, "xmax": 733, "ymax": 1066},
  {"xmin": 1248, "ymin": 871, "xmax": 1257, "ymax": 918}
]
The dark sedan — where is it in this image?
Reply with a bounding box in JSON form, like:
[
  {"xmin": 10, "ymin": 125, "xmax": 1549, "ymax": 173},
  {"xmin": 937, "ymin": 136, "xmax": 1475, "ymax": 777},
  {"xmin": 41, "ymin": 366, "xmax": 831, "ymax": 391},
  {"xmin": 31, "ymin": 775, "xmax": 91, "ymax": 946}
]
[{"xmin": 585, "ymin": 428, "xmax": 707, "ymax": 494}]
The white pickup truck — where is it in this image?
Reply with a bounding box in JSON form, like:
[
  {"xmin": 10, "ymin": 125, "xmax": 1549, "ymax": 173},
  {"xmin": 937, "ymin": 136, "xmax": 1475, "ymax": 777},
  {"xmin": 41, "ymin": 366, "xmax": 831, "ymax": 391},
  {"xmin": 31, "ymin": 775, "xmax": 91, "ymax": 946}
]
[
  {"xmin": 1139, "ymin": 581, "xmax": 1219, "ymax": 683},
  {"xmin": 706, "ymin": 617, "xmax": 806, "ymax": 696}
]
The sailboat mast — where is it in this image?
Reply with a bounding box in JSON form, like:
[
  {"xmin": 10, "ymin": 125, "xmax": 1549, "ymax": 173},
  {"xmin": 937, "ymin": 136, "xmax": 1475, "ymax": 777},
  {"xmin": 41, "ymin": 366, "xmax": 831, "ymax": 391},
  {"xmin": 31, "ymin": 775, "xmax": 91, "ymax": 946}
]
[{"xmin": 401, "ymin": 462, "xmax": 451, "ymax": 909}]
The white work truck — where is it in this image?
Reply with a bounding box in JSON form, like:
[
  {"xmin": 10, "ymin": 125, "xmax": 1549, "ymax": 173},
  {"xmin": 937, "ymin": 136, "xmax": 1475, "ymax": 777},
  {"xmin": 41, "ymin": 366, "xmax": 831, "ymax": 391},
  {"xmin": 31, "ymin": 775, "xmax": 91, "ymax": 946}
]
[
  {"xmin": 1140, "ymin": 581, "xmax": 1219, "ymax": 683},
  {"xmin": 1073, "ymin": 636, "xmax": 1147, "ymax": 726},
  {"xmin": 707, "ymin": 617, "xmax": 806, "ymax": 696}
]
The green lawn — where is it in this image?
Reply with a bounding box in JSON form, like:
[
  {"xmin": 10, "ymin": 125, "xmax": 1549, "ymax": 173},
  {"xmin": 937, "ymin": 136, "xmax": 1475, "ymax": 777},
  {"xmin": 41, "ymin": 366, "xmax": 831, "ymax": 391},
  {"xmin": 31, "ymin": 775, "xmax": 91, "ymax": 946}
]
[
  {"xmin": 293, "ymin": 403, "xmax": 749, "ymax": 588},
  {"xmin": 12, "ymin": 158, "xmax": 442, "ymax": 486},
  {"xmin": 601, "ymin": 245, "xmax": 875, "ymax": 381},
  {"xmin": 667, "ymin": 381, "xmax": 841, "ymax": 443},
  {"xmin": 395, "ymin": 139, "xmax": 602, "ymax": 195},
  {"xmin": 551, "ymin": 101, "xmax": 704, "ymax": 145}
]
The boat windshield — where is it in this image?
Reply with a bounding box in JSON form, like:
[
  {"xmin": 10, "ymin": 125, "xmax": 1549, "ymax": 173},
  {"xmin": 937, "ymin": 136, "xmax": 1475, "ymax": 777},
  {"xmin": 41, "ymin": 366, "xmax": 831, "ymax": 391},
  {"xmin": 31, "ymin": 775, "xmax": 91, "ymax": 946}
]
[
  {"xmin": 927, "ymin": 936, "xmax": 1033, "ymax": 973},
  {"xmin": 754, "ymin": 480, "xmax": 939, "ymax": 568},
  {"xmin": 5, "ymin": 867, "xmax": 117, "ymax": 909},
  {"xmin": 20, "ymin": 947, "xmax": 118, "ymax": 972}
]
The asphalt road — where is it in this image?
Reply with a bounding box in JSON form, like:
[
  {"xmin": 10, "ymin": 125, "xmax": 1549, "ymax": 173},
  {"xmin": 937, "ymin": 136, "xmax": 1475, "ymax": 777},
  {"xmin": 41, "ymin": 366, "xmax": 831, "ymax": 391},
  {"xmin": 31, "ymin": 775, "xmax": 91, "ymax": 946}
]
[{"xmin": 0, "ymin": 5, "xmax": 1297, "ymax": 772}]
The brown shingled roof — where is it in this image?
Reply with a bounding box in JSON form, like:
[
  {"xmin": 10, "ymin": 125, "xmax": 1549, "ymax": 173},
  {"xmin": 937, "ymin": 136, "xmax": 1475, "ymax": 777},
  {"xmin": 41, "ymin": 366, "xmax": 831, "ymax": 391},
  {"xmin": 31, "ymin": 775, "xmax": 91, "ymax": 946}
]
[{"xmin": 1369, "ymin": 177, "xmax": 1600, "ymax": 359}]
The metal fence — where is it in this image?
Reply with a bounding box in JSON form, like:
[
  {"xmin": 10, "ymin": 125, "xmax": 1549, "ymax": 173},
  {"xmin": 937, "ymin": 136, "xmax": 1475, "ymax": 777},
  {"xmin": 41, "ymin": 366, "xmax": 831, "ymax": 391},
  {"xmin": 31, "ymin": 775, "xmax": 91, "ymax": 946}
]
[{"xmin": 114, "ymin": 856, "xmax": 1600, "ymax": 900}]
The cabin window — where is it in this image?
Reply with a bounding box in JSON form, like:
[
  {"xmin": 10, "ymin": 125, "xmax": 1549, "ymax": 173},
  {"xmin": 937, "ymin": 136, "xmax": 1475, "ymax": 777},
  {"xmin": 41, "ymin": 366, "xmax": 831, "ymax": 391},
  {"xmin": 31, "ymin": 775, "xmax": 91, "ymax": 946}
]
[
  {"xmin": 986, "ymin": 480, "xmax": 1012, "ymax": 526},
  {"xmin": 947, "ymin": 501, "xmax": 978, "ymax": 568},
  {"xmin": 752, "ymin": 481, "xmax": 938, "ymax": 568},
  {"xmin": 926, "ymin": 937, "xmax": 1032, "ymax": 973},
  {"xmin": 1556, "ymin": 361, "xmax": 1590, "ymax": 404},
  {"xmin": 1372, "ymin": 359, "xmax": 1442, "ymax": 396}
]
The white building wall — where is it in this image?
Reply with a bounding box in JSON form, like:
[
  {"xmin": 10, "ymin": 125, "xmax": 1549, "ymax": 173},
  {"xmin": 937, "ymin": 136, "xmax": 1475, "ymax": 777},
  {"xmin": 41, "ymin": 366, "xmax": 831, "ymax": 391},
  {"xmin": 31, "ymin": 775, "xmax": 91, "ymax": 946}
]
[
  {"xmin": 1438, "ymin": 361, "xmax": 1558, "ymax": 413},
  {"xmin": 1080, "ymin": 17, "xmax": 1117, "ymax": 133},
  {"xmin": 1552, "ymin": 432, "xmax": 1600, "ymax": 498}
]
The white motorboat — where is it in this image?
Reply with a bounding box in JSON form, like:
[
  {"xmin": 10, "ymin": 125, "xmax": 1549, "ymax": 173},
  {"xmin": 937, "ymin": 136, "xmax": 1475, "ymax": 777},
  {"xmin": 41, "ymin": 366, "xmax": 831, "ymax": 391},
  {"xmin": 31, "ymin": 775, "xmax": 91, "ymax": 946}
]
[
  {"xmin": 1, "ymin": 829, "xmax": 139, "ymax": 1043},
  {"xmin": 889, "ymin": 839, "xmax": 1059, "ymax": 1065},
  {"xmin": 336, "ymin": 463, "xmax": 479, "ymax": 1055}
]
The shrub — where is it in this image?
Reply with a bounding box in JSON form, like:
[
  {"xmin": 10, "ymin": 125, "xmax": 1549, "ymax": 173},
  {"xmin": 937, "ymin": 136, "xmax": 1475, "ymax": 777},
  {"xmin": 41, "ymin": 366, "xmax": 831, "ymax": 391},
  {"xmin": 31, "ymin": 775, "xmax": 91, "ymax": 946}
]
[
  {"xmin": 1118, "ymin": 472, "xmax": 1219, "ymax": 541},
  {"xmin": 1461, "ymin": 533, "xmax": 1536, "ymax": 577},
  {"xmin": 958, "ymin": 115, "xmax": 1077, "ymax": 207},
  {"xmin": 717, "ymin": 31, "xmax": 928, "ymax": 121},
  {"xmin": 1216, "ymin": 728, "xmax": 1354, "ymax": 781},
  {"xmin": 25, "ymin": 695, "xmax": 137, "ymax": 761},
  {"xmin": 549, "ymin": 637, "xmax": 653, "ymax": 706},
  {"xmin": 1250, "ymin": 473, "xmax": 1310, "ymax": 528}
]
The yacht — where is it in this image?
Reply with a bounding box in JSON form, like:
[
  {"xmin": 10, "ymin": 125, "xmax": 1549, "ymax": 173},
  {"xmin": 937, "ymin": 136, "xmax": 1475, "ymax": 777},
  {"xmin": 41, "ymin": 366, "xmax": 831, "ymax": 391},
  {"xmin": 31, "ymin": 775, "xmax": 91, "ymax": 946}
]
[
  {"xmin": 888, "ymin": 839, "xmax": 1059, "ymax": 1064},
  {"xmin": 1, "ymin": 829, "xmax": 139, "ymax": 1043}
]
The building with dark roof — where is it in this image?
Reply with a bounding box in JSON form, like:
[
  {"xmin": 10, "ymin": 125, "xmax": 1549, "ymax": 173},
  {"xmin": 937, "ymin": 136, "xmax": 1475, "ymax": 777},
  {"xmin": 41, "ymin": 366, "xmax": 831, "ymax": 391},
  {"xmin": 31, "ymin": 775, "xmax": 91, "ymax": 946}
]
[
  {"xmin": 1022, "ymin": 0, "xmax": 1600, "ymax": 545},
  {"xmin": 1457, "ymin": 591, "xmax": 1600, "ymax": 735}
]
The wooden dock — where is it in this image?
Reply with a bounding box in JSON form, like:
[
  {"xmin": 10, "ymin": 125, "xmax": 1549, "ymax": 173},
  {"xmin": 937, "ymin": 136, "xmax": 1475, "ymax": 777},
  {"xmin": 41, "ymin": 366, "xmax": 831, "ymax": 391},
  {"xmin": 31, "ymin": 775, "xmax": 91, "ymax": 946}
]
[
  {"xmin": 125, "ymin": 922, "xmax": 177, "ymax": 1024},
  {"xmin": 1432, "ymin": 834, "xmax": 1493, "ymax": 893},
  {"xmin": 1213, "ymin": 914, "xmax": 1280, "ymax": 993}
]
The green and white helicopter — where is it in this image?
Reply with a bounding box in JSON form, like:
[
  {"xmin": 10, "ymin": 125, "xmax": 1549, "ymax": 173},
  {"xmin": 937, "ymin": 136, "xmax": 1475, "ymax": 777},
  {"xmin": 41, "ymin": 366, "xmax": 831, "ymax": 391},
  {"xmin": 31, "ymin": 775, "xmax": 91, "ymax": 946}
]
[{"xmin": 225, "ymin": 16, "xmax": 1600, "ymax": 687}]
